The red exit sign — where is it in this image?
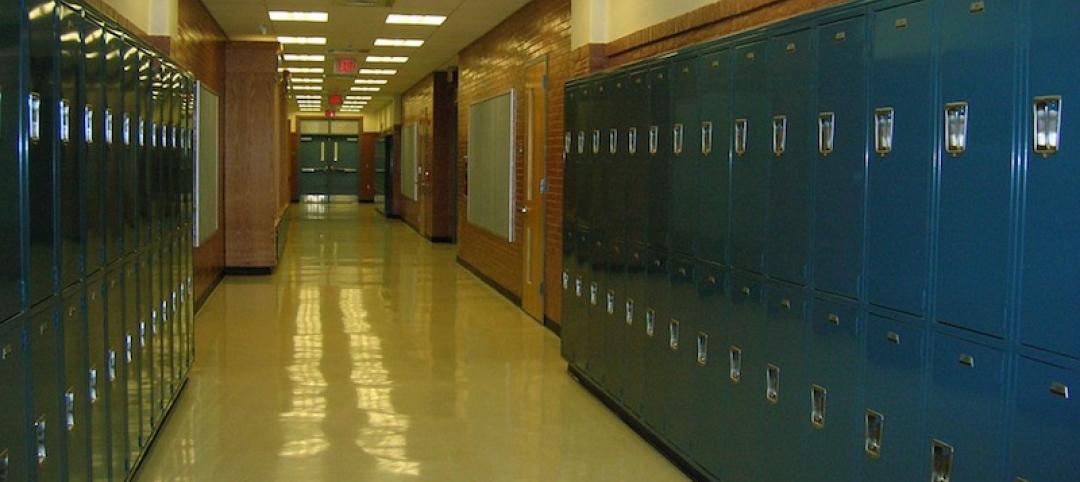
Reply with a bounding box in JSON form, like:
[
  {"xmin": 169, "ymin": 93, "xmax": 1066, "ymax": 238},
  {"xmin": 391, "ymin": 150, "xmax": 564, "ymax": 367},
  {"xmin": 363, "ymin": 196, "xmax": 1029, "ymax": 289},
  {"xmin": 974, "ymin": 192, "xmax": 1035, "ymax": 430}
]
[{"xmin": 334, "ymin": 57, "xmax": 357, "ymax": 75}]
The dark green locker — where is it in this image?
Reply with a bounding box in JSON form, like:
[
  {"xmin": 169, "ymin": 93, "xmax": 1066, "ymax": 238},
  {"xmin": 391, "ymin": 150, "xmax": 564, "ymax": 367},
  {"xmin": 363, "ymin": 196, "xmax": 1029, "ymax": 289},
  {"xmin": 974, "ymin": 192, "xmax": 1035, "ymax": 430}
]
[
  {"xmin": 568, "ymin": 229, "xmax": 590, "ymax": 372},
  {"xmin": 731, "ymin": 41, "xmax": 769, "ymax": 273},
  {"xmin": 806, "ymin": 296, "xmax": 861, "ymax": 482},
  {"xmin": 695, "ymin": 49, "xmax": 732, "ymax": 266},
  {"xmin": 151, "ymin": 248, "xmax": 166, "ymax": 422},
  {"xmin": 575, "ymin": 84, "xmax": 594, "ymax": 231},
  {"xmin": 1018, "ymin": 0, "xmax": 1079, "ymax": 360},
  {"xmin": 860, "ymin": 313, "xmax": 926, "ymax": 482},
  {"xmin": 926, "ymin": 335, "xmax": 1006, "ymax": 482},
  {"xmin": 58, "ymin": 4, "xmax": 84, "ymax": 290},
  {"xmin": 624, "ymin": 69, "xmax": 650, "ymax": 246},
  {"xmin": 26, "ymin": 0, "xmax": 59, "ymax": 306},
  {"xmin": 601, "ymin": 75, "xmax": 625, "ymax": 241},
  {"xmin": 669, "ymin": 56, "xmax": 699, "ymax": 257},
  {"xmin": 1, "ymin": 317, "xmax": 30, "ymax": 482},
  {"xmin": 689, "ymin": 262, "xmax": 727, "ymax": 479},
  {"xmin": 1010, "ymin": 356, "xmax": 1080, "ymax": 481},
  {"xmin": 934, "ymin": 0, "xmax": 1017, "ymax": 338},
  {"xmin": 136, "ymin": 253, "xmax": 155, "ymax": 444},
  {"xmin": 164, "ymin": 235, "xmax": 177, "ymax": 399},
  {"xmin": 83, "ymin": 16, "xmax": 105, "ymax": 276},
  {"xmin": 659, "ymin": 256, "xmax": 696, "ymax": 454},
  {"xmin": 645, "ymin": 66, "xmax": 671, "ymax": 250},
  {"xmin": 640, "ymin": 250, "xmax": 670, "ymax": 430},
  {"xmin": 137, "ymin": 54, "xmax": 153, "ymax": 253},
  {"xmin": 86, "ymin": 275, "xmax": 108, "ymax": 482},
  {"xmin": 760, "ymin": 282, "xmax": 808, "ymax": 481},
  {"xmin": 620, "ymin": 245, "xmax": 647, "ymax": 416},
  {"xmin": 866, "ymin": 0, "xmax": 933, "ymax": 317},
  {"xmin": 724, "ymin": 274, "xmax": 766, "ymax": 481},
  {"xmin": 560, "ymin": 227, "xmax": 576, "ymax": 364},
  {"xmin": 813, "ymin": 14, "xmax": 867, "ymax": 300},
  {"xmin": 121, "ymin": 41, "xmax": 140, "ymax": 258},
  {"xmin": 584, "ymin": 232, "xmax": 606, "ymax": 385},
  {"xmin": 105, "ymin": 268, "xmax": 127, "ymax": 478},
  {"xmin": 150, "ymin": 60, "xmax": 164, "ymax": 246},
  {"xmin": 61, "ymin": 285, "xmax": 90, "ymax": 481},
  {"xmin": 103, "ymin": 29, "xmax": 124, "ymax": 266},
  {"xmin": 28, "ymin": 300, "xmax": 63, "ymax": 482},
  {"xmin": 0, "ymin": 0, "xmax": 24, "ymax": 321},
  {"xmin": 122, "ymin": 261, "xmax": 139, "ymax": 468},
  {"xmin": 765, "ymin": 29, "xmax": 813, "ymax": 285},
  {"xmin": 602, "ymin": 240, "xmax": 625, "ymax": 399}
]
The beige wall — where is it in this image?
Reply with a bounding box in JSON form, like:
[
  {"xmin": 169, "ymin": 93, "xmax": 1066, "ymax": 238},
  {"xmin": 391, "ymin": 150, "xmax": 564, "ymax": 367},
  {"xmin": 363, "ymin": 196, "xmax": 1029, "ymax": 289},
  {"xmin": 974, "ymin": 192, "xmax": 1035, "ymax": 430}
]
[
  {"xmin": 102, "ymin": 0, "xmax": 178, "ymax": 36},
  {"xmin": 365, "ymin": 97, "xmax": 401, "ymax": 133},
  {"xmin": 571, "ymin": 0, "xmax": 720, "ymax": 48}
]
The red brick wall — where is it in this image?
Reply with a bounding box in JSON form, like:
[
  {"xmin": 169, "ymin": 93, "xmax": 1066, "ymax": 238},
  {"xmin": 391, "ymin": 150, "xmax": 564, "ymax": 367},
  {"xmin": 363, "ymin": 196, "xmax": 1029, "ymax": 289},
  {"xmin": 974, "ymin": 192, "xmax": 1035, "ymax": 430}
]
[{"xmin": 457, "ymin": 0, "xmax": 572, "ymax": 325}]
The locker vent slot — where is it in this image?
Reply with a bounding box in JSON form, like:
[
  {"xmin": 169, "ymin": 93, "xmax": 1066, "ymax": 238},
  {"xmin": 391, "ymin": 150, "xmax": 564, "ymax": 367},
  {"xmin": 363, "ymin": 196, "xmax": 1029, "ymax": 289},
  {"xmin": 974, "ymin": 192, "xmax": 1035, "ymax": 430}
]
[
  {"xmin": 944, "ymin": 102, "xmax": 968, "ymax": 155},
  {"xmin": 931, "ymin": 440, "xmax": 954, "ymax": 482},
  {"xmin": 628, "ymin": 127, "xmax": 638, "ymax": 155},
  {"xmin": 29, "ymin": 93, "xmax": 41, "ymax": 141},
  {"xmin": 766, "ymin": 364, "xmax": 780, "ymax": 403},
  {"xmin": 64, "ymin": 390, "xmax": 75, "ymax": 431},
  {"xmin": 626, "ymin": 299, "xmax": 635, "ymax": 325},
  {"xmin": 696, "ymin": 332, "xmax": 708, "ymax": 366},
  {"xmin": 865, "ymin": 410, "xmax": 884, "ymax": 458},
  {"xmin": 645, "ymin": 309, "xmax": 656, "ymax": 337},
  {"xmin": 729, "ymin": 346, "xmax": 742, "ymax": 383},
  {"xmin": 818, "ymin": 112, "xmax": 835, "ymax": 155},
  {"xmin": 811, "ymin": 385, "xmax": 827, "ymax": 428},
  {"xmin": 874, "ymin": 108, "xmax": 894, "ymax": 155},
  {"xmin": 1033, "ymin": 96, "xmax": 1061, "ymax": 157},
  {"xmin": 34, "ymin": 417, "xmax": 46, "ymax": 464},
  {"xmin": 734, "ymin": 118, "xmax": 748, "ymax": 155},
  {"xmin": 668, "ymin": 319, "xmax": 680, "ymax": 350}
]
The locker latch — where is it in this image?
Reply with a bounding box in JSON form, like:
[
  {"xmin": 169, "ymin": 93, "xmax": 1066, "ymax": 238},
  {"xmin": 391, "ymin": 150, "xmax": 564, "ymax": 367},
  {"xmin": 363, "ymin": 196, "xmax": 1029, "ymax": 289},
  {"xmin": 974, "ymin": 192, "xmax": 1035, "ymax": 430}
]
[
  {"xmin": 592, "ymin": 130, "xmax": 601, "ymax": 154},
  {"xmin": 874, "ymin": 108, "xmax": 894, "ymax": 156},
  {"xmin": 88, "ymin": 368, "xmax": 98, "ymax": 404},
  {"xmin": 931, "ymin": 439, "xmax": 954, "ymax": 482},
  {"xmin": 645, "ymin": 309, "xmax": 656, "ymax": 337},
  {"xmin": 673, "ymin": 124, "xmax": 684, "ymax": 155},
  {"xmin": 729, "ymin": 346, "xmax": 742, "ymax": 383},
  {"xmin": 105, "ymin": 109, "xmax": 114, "ymax": 144},
  {"xmin": 734, "ymin": 118, "xmax": 748, "ymax": 156},
  {"xmin": 562, "ymin": 271, "xmax": 569, "ymax": 291},
  {"xmin": 649, "ymin": 126, "xmax": 659, "ymax": 155},
  {"xmin": 625, "ymin": 299, "xmax": 635, "ymax": 325},
  {"xmin": 766, "ymin": 364, "xmax": 780, "ymax": 403},
  {"xmin": 811, "ymin": 385, "xmax": 827, "ymax": 428},
  {"xmin": 606, "ymin": 290, "xmax": 616, "ymax": 315},
  {"xmin": 107, "ymin": 350, "xmax": 117, "ymax": 382},
  {"xmin": 122, "ymin": 114, "xmax": 131, "ymax": 145},
  {"xmin": 60, "ymin": 99, "xmax": 71, "ymax": 143},
  {"xmin": 0, "ymin": 448, "xmax": 9, "ymax": 481},
  {"xmin": 564, "ymin": 132, "xmax": 571, "ymax": 154},
  {"xmin": 29, "ymin": 93, "xmax": 41, "ymax": 142},
  {"xmin": 1050, "ymin": 382, "xmax": 1070, "ymax": 399},
  {"xmin": 818, "ymin": 112, "xmax": 835, "ymax": 155},
  {"xmin": 64, "ymin": 389, "xmax": 75, "ymax": 431},
  {"xmin": 1033, "ymin": 96, "xmax": 1062, "ymax": 157},
  {"xmin": 701, "ymin": 122, "xmax": 713, "ymax": 155},
  {"xmin": 34, "ymin": 417, "xmax": 46, "ymax": 464},
  {"xmin": 773, "ymin": 115, "xmax": 787, "ymax": 156},
  {"xmin": 609, "ymin": 129, "xmax": 618, "ymax": 154},
  {"xmin": 668, "ymin": 319, "xmax": 680, "ymax": 351},
  {"xmin": 628, "ymin": 127, "xmax": 638, "ymax": 155},
  {"xmin": 589, "ymin": 282, "xmax": 598, "ymax": 306},
  {"xmin": 865, "ymin": 410, "xmax": 884, "ymax": 458},
  {"xmin": 696, "ymin": 332, "xmax": 708, "ymax": 366},
  {"xmin": 577, "ymin": 131, "xmax": 585, "ymax": 154},
  {"xmin": 944, "ymin": 102, "xmax": 968, "ymax": 156}
]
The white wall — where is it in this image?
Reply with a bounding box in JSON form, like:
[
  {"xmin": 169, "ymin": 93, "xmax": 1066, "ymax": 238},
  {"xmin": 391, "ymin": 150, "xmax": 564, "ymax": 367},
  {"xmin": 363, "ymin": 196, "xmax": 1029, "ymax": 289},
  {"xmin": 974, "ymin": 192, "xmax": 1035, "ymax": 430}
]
[
  {"xmin": 571, "ymin": 0, "xmax": 721, "ymax": 48},
  {"xmin": 102, "ymin": 0, "xmax": 177, "ymax": 36}
]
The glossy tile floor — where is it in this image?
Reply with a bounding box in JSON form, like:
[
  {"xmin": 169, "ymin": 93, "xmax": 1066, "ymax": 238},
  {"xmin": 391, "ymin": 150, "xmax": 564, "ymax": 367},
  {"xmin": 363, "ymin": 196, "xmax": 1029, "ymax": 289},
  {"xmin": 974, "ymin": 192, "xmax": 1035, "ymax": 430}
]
[{"xmin": 136, "ymin": 204, "xmax": 687, "ymax": 482}]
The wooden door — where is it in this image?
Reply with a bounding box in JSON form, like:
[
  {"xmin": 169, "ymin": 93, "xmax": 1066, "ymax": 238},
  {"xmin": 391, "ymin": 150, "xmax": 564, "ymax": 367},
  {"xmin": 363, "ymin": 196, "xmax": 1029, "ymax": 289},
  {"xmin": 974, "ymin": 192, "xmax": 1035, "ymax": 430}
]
[{"xmin": 522, "ymin": 61, "xmax": 547, "ymax": 320}]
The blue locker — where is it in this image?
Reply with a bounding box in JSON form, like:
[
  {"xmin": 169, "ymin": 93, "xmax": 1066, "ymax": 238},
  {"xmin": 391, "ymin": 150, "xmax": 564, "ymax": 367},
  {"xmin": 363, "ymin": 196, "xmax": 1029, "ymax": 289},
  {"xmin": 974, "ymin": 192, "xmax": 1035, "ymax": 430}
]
[
  {"xmin": 926, "ymin": 334, "xmax": 1006, "ymax": 482},
  {"xmin": 813, "ymin": 14, "xmax": 867, "ymax": 300},
  {"xmin": 1018, "ymin": 0, "xmax": 1080, "ymax": 360},
  {"xmin": 806, "ymin": 296, "xmax": 861, "ymax": 482},
  {"xmin": 123, "ymin": 260, "xmax": 140, "ymax": 468},
  {"xmin": 724, "ymin": 273, "xmax": 766, "ymax": 480},
  {"xmin": 26, "ymin": 0, "xmax": 58, "ymax": 306},
  {"xmin": 860, "ymin": 313, "xmax": 926, "ymax": 482},
  {"xmin": 86, "ymin": 275, "xmax": 108, "ymax": 481},
  {"xmin": 1010, "ymin": 356, "xmax": 1080, "ymax": 481},
  {"xmin": 765, "ymin": 29, "xmax": 813, "ymax": 286},
  {"xmin": 0, "ymin": 317, "xmax": 30, "ymax": 482},
  {"xmin": 640, "ymin": 249, "xmax": 670, "ymax": 431},
  {"xmin": 83, "ymin": 15, "xmax": 105, "ymax": 276},
  {"xmin": 645, "ymin": 66, "xmax": 671, "ymax": 250},
  {"xmin": 670, "ymin": 56, "xmax": 699, "ymax": 257},
  {"xmin": 103, "ymin": 30, "xmax": 124, "ymax": 266},
  {"xmin": 621, "ymin": 245, "xmax": 648, "ymax": 416},
  {"xmin": 695, "ymin": 48, "xmax": 731, "ymax": 266},
  {"xmin": 731, "ymin": 41, "xmax": 769, "ymax": 273},
  {"xmin": 689, "ymin": 262, "xmax": 728, "ymax": 479},
  {"xmin": 61, "ymin": 286, "xmax": 90, "ymax": 481},
  {"xmin": 760, "ymin": 282, "xmax": 808, "ymax": 481},
  {"xmin": 58, "ymin": 4, "xmax": 84, "ymax": 290},
  {"xmin": 659, "ymin": 256, "xmax": 696, "ymax": 454},
  {"xmin": 866, "ymin": 0, "xmax": 934, "ymax": 316},
  {"xmin": 105, "ymin": 268, "xmax": 128, "ymax": 477},
  {"xmin": 28, "ymin": 300, "xmax": 63, "ymax": 482},
  {"xmin": 934, "ymin": 0, "xmax": 1017, "ymax": 338},
  {"xmin": 624, "ymin": 69, "xmax": 650, "ymax": 246}
]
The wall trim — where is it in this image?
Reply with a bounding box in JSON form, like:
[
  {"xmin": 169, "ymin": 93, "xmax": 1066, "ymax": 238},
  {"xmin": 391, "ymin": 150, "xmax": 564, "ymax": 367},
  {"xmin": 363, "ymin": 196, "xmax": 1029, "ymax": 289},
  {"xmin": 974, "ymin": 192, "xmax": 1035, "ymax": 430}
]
[{"xmin": 457, "ymin": 256, "xmax": 522, "ymax": 306}]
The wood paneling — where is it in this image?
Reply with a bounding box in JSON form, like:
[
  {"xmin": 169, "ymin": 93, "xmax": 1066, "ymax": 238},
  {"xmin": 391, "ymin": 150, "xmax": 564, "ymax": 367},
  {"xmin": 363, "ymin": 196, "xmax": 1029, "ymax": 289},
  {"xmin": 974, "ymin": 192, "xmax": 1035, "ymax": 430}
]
[{"xmin": 359, "ymin": 133, "xmax": 377, "ymax": 202}]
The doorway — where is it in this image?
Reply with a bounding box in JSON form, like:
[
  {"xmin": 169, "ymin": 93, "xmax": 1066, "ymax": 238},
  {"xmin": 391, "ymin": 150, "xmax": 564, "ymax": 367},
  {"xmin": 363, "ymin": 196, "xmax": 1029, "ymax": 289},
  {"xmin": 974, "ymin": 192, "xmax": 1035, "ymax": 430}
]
[
  {"xmin": 297, "ymin": 118, "xmax": 362, "ymax": 203},
  {"xmin": 522, "ymin": 60, "xmax": 547, "ymax": 321}
]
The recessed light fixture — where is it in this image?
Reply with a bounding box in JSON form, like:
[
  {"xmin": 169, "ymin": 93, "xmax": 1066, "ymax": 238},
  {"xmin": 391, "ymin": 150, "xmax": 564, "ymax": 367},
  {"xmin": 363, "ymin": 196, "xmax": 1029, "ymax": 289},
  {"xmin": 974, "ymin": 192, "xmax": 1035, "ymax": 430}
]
[
  {"xmin": 358, "ymin": 69, "xmax": 397, "ymax": 76},
  {"xmin": 295, "ymin": 94, "xmax": 322, "ymax": 99},
  {"xmin": 278, "ymin": 36, "xmax": 327, "ymax": 45},
  {"xmin": 283, "ymin": 54, "xmax": 326, "ymax": 62},
  {"xmin": 366, "ymin": 56, "xmax": 409, "ymax": 63},
  {"xmin": 354, "ymin": 79, "xmax": 388, "ymax": 85},
  {"xmin": 291, "ymin": 77, "xmax": 324, "ymax": 84},
  {"xmin": 269, "ymin": 11, "xmax": 328, "ymax": 22},
  {"xmin": 351, "ymin": 86, "xmax": 381, "ymax": 92},
  {"xmin": 374, "ymin": 38, "xmax": 425, "ymax": 47},
  {"xmin": 292, "ymin": 85, "xmax": 323, "ymax": 91},
  {"xmin": 285, "ymin": 67, "xmax": 325, "ymax": 74},
  {"xmin": 385, "ymin": 14, "xmax": 446, "ymax": 26},
  {"xmin": 345, "ymin": 95, "xmax": 372, "ymax": 100}
]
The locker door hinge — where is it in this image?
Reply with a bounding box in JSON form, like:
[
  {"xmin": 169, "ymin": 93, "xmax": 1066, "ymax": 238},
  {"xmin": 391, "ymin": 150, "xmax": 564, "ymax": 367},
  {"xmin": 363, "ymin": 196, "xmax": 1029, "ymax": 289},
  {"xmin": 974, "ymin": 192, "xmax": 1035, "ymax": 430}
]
[{"xmin": 540, "ymin": 177, "xmax": 548, "ymax": 195}]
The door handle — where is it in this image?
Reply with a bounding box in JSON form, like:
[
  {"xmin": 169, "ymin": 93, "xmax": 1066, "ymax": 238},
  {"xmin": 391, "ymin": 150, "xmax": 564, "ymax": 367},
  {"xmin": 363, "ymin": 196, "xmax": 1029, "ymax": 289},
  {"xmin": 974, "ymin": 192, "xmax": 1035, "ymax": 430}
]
[
  {"xmin": 320, "ymin": 141, "xmax": 325, "ymax": 162},
  {"xmin": 520, "ymin": 206, "xmax": 529, "ymax": 214},
  {"xmin": 339, "ymin": 168, "xmax": 358, "ymax": 173},
  {"xmin": 334, "ymin": 142, "xmax": 339, "ymax": 162},
  {"xmin": 301, "ymin": 167, "xmax": 319, "ymax": 173}
]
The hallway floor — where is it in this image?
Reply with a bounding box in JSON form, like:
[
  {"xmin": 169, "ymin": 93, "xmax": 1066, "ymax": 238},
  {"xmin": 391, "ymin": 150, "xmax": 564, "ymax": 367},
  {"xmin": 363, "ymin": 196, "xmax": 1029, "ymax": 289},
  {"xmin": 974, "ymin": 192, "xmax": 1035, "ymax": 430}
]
[{"xmin": 135, "ymin": 204, "xmax": 686, "ymax": 481}]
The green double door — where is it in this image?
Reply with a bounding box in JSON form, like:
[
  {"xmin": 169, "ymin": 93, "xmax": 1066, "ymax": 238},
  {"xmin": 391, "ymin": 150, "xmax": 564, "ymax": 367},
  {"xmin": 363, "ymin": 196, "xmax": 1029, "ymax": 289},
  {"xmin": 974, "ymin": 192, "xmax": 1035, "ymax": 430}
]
[{"xmin": 299, "ymin": 135, "xmax": 361, "ymax": 197}]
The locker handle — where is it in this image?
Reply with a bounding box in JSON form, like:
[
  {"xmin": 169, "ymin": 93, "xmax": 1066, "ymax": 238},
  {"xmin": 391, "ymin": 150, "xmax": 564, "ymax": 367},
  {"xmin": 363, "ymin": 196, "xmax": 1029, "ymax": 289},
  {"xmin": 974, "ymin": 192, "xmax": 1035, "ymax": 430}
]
[
  {"xmin": 944, "ymin": 102, "xmax": 968, "ymax": 156},
  {"xmin": 673, "ymin": 124, "xmax": 683, "ymax": 155},
  {"xmin": 1050, "ymin": 382, "xmax": 1070, "ymax": 399},
  {"xmin": 865, "ymin": 410, "xmax": 884, "ymax": 458},
  {"xmin": 108, "ymin": 350, "xmax": 117, "ymax": 382},
  {"xmin": 772, "ymin": 115, "xmax": 787, "ymax": 156},
  {"xmin": 729, "ymin": 346, "xmax": 742, "ymax": 383},
  {"xmin": 88, "ymin": 368, "xmax": 98, "ymax": 404},
  {"xmin": 811, "ymin": 385, "xmax": 827, "ymax": 428},
  {"xmin": 734, "ymin": 118, "xmax": 747, "ymax": 156},
  {"xmin": 564, "ymin": 132, "xmax": 571, "ymax": 154},
  {"xmin": 589, "ymin": 282, "xmax": 598, "ymax": 306},
  {"xmin": 29, "ymin": 93, "xmax": 41, "ymax": 142},
  {"xmin": 334, "ymin": 141, "xmax": 339, "ymax": 162},
  {"xmin": 606, "ymin": 290, "xmax": 616, "ymax": 315},
  {"xmin": 766, "ymin": 364, "xmax": 780, "ymax": 403},
  {"xmin": 741, "ymin": 286, "xmax": 751, "ymax": 296},
  {"xmin": 648, "ymin": 126, "xmax": 659, "ymax": 155},
  {"xmin": 780, "ymin": 298, "xmax": 791, "ymax": 310},
  {"xmin": 818, "ymin": 112, "xmax": 835, "ymax": 155},
  {"xmin": 562, "ymin": 271, "xmax": 569, "ymax": 290},
  {"xmin": 668, "ymin": 319, "xmax": 680, "ymax": 351},
  {"xmin": 958, "ymin": 354, "xmax": 975, "ymax": 368},
  {"xmin": 139, "ymin": 322, "xmax": 146, "ymax": 348},
  {"xmin": 577, "ymin": 131, "xmax": 585, "ymax": 154},
  {"xmin": 123, "ymin": 114, "xmax": 131, "ymax": 145},
  {"xmin": 706, "ymin": 275, "xmax": 717, "ymax": 285},
  {"xmin": 86, "ymin": 107, "xmax": 95, "ymax": 144},
  {"xmin": 828, "ymin": 313, "xmax": 841, "ymax": 325},
  {"xmin": 138, "ymin": 119, "xmax": 144, "ymax": 147},
  {"xmin": 701, "ymin": 122, "xmax": 713, "ymax": 155},
  {"xmin": 625, "ymin": 299, "xmax": 635, "ymax": 325},
  {"xmin": 887, "ymin": 331, "xmax": 901, "ymax": 344},
  {"xmin": 64, "ymin": 389, "xmax": 75, "ymax": 431},
  {"xmin": 696, "ymin": 332, "xmax": 708, "ymax": 366},
  {"xmin": 1, "ymin": 448, "xmax": 8, "ymax": 481},
  {"xmin": 575, "ymin": 276, "xmax": 582, "ymax": 298},
  {"xmin": 34, "ymin": 416, "xmax": 46, "ymax": 464},
  {"xmin": 931, "ymin": 439, "xmax": 954, "ymax": 482},
  {"xmin": 320, "ymin": 141, "xmax": 325, "ymax": 162},
  {"xmin": 60, "ymin": 99, "xmax": 71, "ymax": 143},
  {"xmin": 105, "ymin": 109, "xmax": 114, "ymax": 144},
  {"xmin": 125, "ymin": 334, "xmax": 133, "ymax": 363},
  {"xmin": 592, "ymin": 130, "xmax": 601, "ymax": 154},
  {"xmin": 1033, "ymin": 96, "xmax": 1062, "ymax": 157},
  {"xmin": 645, "ymin": 309, "xmax": 656, "ymax": 337},
  {"xmin": 874, "ymin": 107, "xmax": 894, "ymax": 156},
  {"xmin": 609, "ymin": 129, "xmax": 618, "ymax": 154},
  {"xmin": 628, "ymin": 127, "xmax": 638, "ymax": 155}
]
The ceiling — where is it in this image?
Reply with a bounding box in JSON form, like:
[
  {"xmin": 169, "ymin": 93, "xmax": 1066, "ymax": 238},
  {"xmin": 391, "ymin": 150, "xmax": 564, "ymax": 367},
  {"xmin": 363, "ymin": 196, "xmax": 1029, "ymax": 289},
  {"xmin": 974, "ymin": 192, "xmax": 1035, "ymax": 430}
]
[{"xmin": 202, "ymin": 0, "xmax": 532, "ymax": 115}]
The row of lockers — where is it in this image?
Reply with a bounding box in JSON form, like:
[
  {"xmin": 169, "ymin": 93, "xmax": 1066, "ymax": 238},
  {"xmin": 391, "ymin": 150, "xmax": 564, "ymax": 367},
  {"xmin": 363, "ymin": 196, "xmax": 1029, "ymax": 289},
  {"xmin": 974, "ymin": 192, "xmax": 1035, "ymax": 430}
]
[
  {"xmin": 1, "ymin": 0, "xmax": 198, "ymax": 480},
  {"xmin": 561, "ymin": 0, "xmax": 1077, "ymax": 481}
]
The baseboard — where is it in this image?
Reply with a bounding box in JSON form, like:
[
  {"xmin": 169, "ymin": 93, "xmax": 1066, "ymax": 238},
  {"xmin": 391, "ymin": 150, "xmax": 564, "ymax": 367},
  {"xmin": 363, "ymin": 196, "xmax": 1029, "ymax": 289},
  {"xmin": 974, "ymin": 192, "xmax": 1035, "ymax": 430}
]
[
  {"xmin": 430, "ymin": 236, "xmax": 454, "ymax": 243},
  {"xmin": 224, "ymin": 266, "xmax": 274, "ymax": 276},
  {"xmin": 358, "ymin": 199, "xmax": 375, "ymax": 204},
  {"xmin": 543, "ymin": 316, "xmax": 562, "ymax": 336},
  {"xmin": 194, "ymin": 272, "xmax": 224, "ymax": 313},
  {"xmin": 456, "ymin": 256, "xmax": 522, "ymax": 306}
]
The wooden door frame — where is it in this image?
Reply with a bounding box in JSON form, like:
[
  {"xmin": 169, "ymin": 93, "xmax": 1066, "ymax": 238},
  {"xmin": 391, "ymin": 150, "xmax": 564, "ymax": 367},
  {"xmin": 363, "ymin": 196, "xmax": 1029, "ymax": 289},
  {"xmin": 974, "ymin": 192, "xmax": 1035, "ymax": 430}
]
[{"xmin": 522, "ymin": 57, "xmax": 548, "ymax": 321}]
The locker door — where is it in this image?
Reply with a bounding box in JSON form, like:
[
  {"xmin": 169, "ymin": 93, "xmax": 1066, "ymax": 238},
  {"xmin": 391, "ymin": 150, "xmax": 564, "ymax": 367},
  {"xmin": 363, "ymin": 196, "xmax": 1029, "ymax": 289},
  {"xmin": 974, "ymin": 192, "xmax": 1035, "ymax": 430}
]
[
  {"xmin": 660, "ymin": 256, "xmax": 696, "ymax": 453},
  {"xmin": 122, "ymin": 261, "xmax": 140, "ymax": 468},
  {"xmin": 61, "ymin": 287, "xmax": 90, "ymax": 481},
  {"xmin": 646, "ymin": 66, "xmax": 672, "ymax": 250},
  {"xmin": 570, "ymin": 230, "xmax": 590, "ymax": 373},
  {"xmin": 575, "ymin": 84, "xmax": 594, "ymax": 231},
  {"xmin": 624, "ymin": 70, "xmax": 650, "ymax": 246},
  {"xmin": 927, "ymin": 335, "xmax": 1006, "ymax": 482},
  {"xmin": 150, "ymin": 60, "xmax": 164, "ymax": 246},
  {"xmin": 695, "ymin": 49, "xmax": 732, "ymax": 265},
  {"xmin": 689, "ymin": 262, "xmax": 727, "ymax": 478},
  {"xmin": 866, "ymin": 1, "xmax": 933, "ymax": 316},
  {"xmin": 934, "ymin": 0, "xmax": 1017, "ymax": 338},
  {"xmin": 761, "ymin": 282, "xmax": 808, "ymax": 481},
  {"xmin": 806, "ymin": 297, "xmax": 861, "ymax": 482},
  {"xmin": 0, "ymin": 0, "xmax": 25, "ymax": 322},
  {"xmin": 137, "ymin": 53, "xmax": 153, "ymax": 253},
  {"xmin": 561, "ymin": 87, "xmax": 578, "ymax": 366},
  {"xmin": 0, "ymin": 318, "xmax": 30, "ymax": 482},
  {"xmin": 731, "ymin": 41, "xmax": 769, "ymax": 273},
  {"xmin": 105, "ymin": 269, "xmax": 127, "ymax": 477},
  {"xmin": 766, "ymin": 29, "xmax": 813, "ymax": 285},
  {"xmin": 670, "ymin": 57, "xmax": 699, "ymax": 256},
  {"xmin": 137, "ymin": 254, "xmax": 155, "ymax": 446},
  {"xmin": 58, "ymin": 5, "xmax": 85, "ymax": 290},
  {"xmin": 640, "ymin": 249, "xmax": 671, "ymax": 429},
  {"xmin": 814, "ymin": 15, "xmax": 867, "ymax": 299},
  {"xmin": 603, "ymin": 76, "xmax": 626, "ymax": 242},
  {"xmin": 1010, "ymin": 357, "xmax": 1080, "ymax": 481},
  {"xmin": 84, "ymin": 16, "xmax": 105, "ymax": 276},
  {"xmin": 1018, "ymin": 0, "xmax": 1080, "ymax": 360},
  {"xmin": 725, "ymin": 274, "xmax": 765, "ymax": 480},
  {"xmin": 26, "ymin": 0, "xmax": 59, "ymax": 305},
  {"xmin": 602, "ymin": 241, "xmax": 625, "ymax": 400},
  {"xmin": 86, "ymin": 276, "xmax": 108, "ymax": 482},
  {"xmin": 562, "ymin": 86, "xmax": 577, "ymax": 230},
  {"xmin": 621, "ymin": 245, "xmax": 647, "ymax": 416},
  {"xmin": 103, "ymin": 29, "xmax": 124, "ymax": 266},
  {"xmin": 28, "ymin": 301, "xmax": 63, "ymax": 482},
  {"xmin": 122, "ymin": 41, "xmax": 140, "ymax": 258},
  {"xmin": 585, "ymin": 231, "xmax": 606, "ymax": 386},
  {"xmin": 860, "ymin": 314, "xmax": 926, "ymax": 482}
]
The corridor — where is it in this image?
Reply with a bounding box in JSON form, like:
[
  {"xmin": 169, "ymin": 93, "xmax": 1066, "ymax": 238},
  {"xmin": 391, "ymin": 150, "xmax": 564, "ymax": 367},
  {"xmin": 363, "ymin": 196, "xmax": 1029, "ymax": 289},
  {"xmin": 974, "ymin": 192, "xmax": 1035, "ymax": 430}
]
[{"xmin": 134, "ymin": 204, "xmax": 686, "ymax": 481}]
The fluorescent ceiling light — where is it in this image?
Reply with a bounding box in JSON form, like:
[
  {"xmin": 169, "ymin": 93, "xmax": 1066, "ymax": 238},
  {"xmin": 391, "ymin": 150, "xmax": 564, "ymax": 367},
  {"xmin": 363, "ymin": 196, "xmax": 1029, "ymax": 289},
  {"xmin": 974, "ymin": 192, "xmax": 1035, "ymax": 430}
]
[
  {"xmin": 345, "ymin": 95, "xmax": 372, "ymax": 100},
  {"xmin": 269, "ymin": 11, "xmax": 328, "ymax": 22},
  {"xmin": 278, "ymin": 36, "xmax": 327, "ymax": 45},
  {"xmin": 295, "ymin": 95, "xmax": 322, "ymax": 99},
  {"xmin": 351, "ymin": 87, "xmax": 381, "ymax": 92},
  {"xmin": 285, "ymin": 67, "xmax": 324, "ymax": 74},
  {"xmin": 291, "ymin": 77, "xmax": 323, "ymax": 84},
  {"xmin": 366, "ymin": 56, "xmax": 409, "ymax": 63},
  {"xmin": 283, "ymin": 54, "xmax": 325, "ymax": 62},
  {"xmin": 374, "ymin": 38, "xmax": 425, "ymax": 47},
  {"xmin": 358, "ymin": 69, "xmax": 397, "ymax": 75},
  {"xmin": 354, "ymin": 79, "xmax": 388, "ymax": 85},
  {"xmin": 292, "ymin": 85, "xmax": 322, "ymax": 91},
  {"xmin": 385, "ymin": 14, "xmax": 446, "ymax": 26}
]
